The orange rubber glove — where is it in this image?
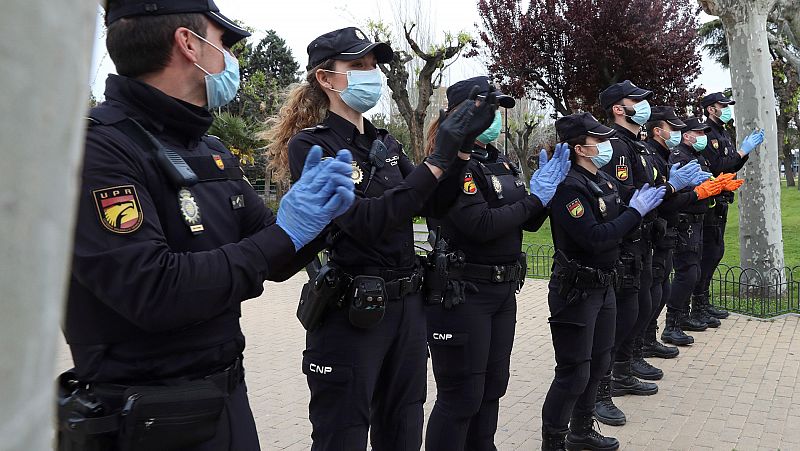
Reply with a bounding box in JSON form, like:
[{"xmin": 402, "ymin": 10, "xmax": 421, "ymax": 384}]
[
  {"xmin": 722, "ymin": 178, "xmax": 744, "ymax": 192},
  {"xmin": 715, "ymin": 173, "xmax": 736, "ymax": 184},
  {"xmin": 694, "ymin": 178, "xmax": 724, "ymax": 200}
]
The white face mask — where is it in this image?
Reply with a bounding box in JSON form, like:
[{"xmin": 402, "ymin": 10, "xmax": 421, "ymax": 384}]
[{"xmin": 189, "ymin": 30, "xmax": 240, "ymax": 109}]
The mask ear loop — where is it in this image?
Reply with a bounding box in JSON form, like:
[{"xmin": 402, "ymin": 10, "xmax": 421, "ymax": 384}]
[{"xmin": 320, "ymin": 69, "xmax": 348, "ymax": 93}]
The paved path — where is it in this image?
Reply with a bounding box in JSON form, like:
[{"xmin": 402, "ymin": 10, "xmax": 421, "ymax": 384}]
[{"xmin": 56, "ymin": 276, "xmax": 800, "ymax": 450}]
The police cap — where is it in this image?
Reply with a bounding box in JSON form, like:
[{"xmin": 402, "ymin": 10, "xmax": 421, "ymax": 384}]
[
  {"xmin": 104, "ymin": 0, "xmax": 251, "ymax": 47},
  {"xmin": 681, "ymin": 116, "xmax": 711, "ymax": 132},
  {"xmin": 555, "ymin": 112, "xmax": 616, "ymax": 142},
  {"xmin": 446, "ymin": 76, "xmax": 516, "ymax": 110},
  {"xmin": 648, "ymin": 106, "xmax": 686, "ymax": 129},
  {"xmin": 599, "ymin": 80, "xmax": 653, "ymax": 110},
  {"xmin": 306, "ymin": 27, "xmax": 393, "ymax": 70},
  {"xmin": 700, "ymin": 92, "xmax": 736, "ymax": 108}
]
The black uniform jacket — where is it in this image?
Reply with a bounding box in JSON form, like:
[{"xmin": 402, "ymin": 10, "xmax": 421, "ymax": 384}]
[
  {"xmin": 67, "ymin": 75, "xmax": 316, "ymax": 382},
  {"xmin": 644, "ymin": 138, "xmax": 699, "ymax": 227},
  {"xmin": 668, "ymin": 143, "xmax": 715, "ymax": 216},
  {"xmin": 427, "ymin": 144, "xmax": 546, "ymax": 265},
  {"xmin": 702, "ymin": 118, "xmax": 747, "ymax": 176},
  {"xmin": 287, "ymin": 112, "xmax": 467, "ymax": 272},
  {"xmin": 549, "ymin": 165, "xmax": 642, "ymax": 270}
]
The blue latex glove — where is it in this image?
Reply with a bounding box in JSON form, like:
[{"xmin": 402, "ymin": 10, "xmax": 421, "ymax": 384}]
[
  {"xmin": 277, "ymin": 146, "xmax": 356, "ymax": 250},
  {"xmin": 529, "ymin": 143, "xmax": 571, "ymax": 206},
  {"xmin": 629, "ymin": 183, "xmax": 666, "ymax": 217},
  {"xmin": 691, "ymin": 169, "xmax": 712, "ymax": 186},
  {"xmin": 668, "ymin": 160, "xmax": 700, "ymax": 191},
  {"xmin": 740, "ymin": 128, "xmax": 764, "ymax": 155}
]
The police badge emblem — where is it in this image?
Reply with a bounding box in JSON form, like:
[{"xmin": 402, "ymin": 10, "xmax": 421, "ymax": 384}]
[
  {"xmin": 598, "ymin": 197, "xmax": 607, "ymax": 216},
  {"xmin": 178, "ymin": 188, "xmax": 204, "ymax": 234},
  {"xmin": 351, "ymin": 161, "xmax": 364, "ymax": 184},
  {"xmin": 491, "ymin": 175, "xmax": 503, "ymax": 198}
]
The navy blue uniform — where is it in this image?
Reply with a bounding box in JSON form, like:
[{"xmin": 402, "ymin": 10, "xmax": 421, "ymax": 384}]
[
  {"xmin": 694, "ymin": 118, "xmax": 747, "ymax": 302},
  {"xmin": 542, "ymin": 165, "xmax": 642, "ymax": 431},
  {"xmin": 287, "ymin": 112, "xmax": 467, "ymax": 451},
  {"xmin": 667, "ymin": 143, "xmax": 714, "ymax": 318},
  {"xmin": 424, "ymin": 145, "xmax": 546, "ymax": 450},
  {"xmin": 67, "ymin": 75, "xmax": 318, "ymax": 450},
  {"xmin": 643, "ymin": 138, "xmax": 700, "ymax": 334}
]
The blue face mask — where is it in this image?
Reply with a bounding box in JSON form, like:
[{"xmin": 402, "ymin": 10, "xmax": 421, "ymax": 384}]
[
  {"xmin": 718, "ymin": 106, "xmax": 733, "ymax": 123},
  {"xmin": 326, "ymin": 68, "xmax": 383, "ymax": 113},
  {"xmin": 625, "ymin": 99, "xmax": 651, "ymax": 126},
  {"xmin": 191, "ymin": 31, "xmax": 240, "ymax": 109},
  {"xmin": 665, "ymin": 130, "xmax": 682, "ymax": 149},
  {"xmin": 692, "ymin": 135, "xmax": 708, "ymax": 151},
  {"xmin": 477, "ymin": 111, "xmax": 503, "ymax": 144},
  {"xmin": 584, "ymin": 140, "xmax": 613, "ymax": 168}
]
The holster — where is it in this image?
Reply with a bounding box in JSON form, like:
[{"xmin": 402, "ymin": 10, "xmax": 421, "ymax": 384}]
[
  {"xmin": 615, "ymin": 251, "xmax": 642, "ymax": 291},
  {"xmin": 552, "ymin": 250, "xmax": 615, "ymax": 306},
  {"xmin": 297, "ymin": 263, "xmax": 349, "ymax": 331}
]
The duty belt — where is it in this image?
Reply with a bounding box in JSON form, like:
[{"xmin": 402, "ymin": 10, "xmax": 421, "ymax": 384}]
[
  {"xmin": 460, "ymin": 262, "xmax": 525, "ymax": 283},
  {"xmin": 554, "ymin": 261, "xmax": 617, "ymax": 289},
  {"xmin": 383, "ymin": 272, "xmax": 423, "ymax": 300},
  {"xmin": 678, "ymin": 213, "xmax": 705, "ymax": 223}
]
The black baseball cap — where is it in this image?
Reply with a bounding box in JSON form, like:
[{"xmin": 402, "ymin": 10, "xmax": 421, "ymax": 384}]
[
  {"xmin": 446, "ymin": 76, "xmax": 515, "ymax": 110},
  {"xmin": 648, "ymin": 106, "xmax": 686, "ymax": 129},
  {"xmin": 306, "ymin": 27, "xmax": 393, "ymax": 70},
  {"xmin": 555, "ymin": 112, "xmax": 616, "ymax": 141},
  {"xmin": 599, "ymin": 80, "xmax": 653, "ymax": 110},
  {"xmin": 681, "ymin": 117, "xmax": 711, "ymax": 132},
  {"xmin": 700, "ymin": 92, "xmax": 736, "ymax": 108},
  {"xmin": 104, "ymin": 0, "xmax": 251, "ymax": 47}
]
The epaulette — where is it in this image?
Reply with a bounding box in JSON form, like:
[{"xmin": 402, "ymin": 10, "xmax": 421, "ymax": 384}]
[{"xmin": 300, "ymin": 124, "xmax": 329, "ymax": 133}]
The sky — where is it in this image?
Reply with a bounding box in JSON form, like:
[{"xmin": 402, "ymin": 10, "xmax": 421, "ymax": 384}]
[{"xmin": 89, "ymin": 0, "xmax": 731, "ymax": 111}]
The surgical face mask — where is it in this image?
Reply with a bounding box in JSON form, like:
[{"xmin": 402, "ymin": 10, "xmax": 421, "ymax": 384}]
[
  {"xmin": 623, "ymin": 99, "xmax": 651, "ymax": 126},
  {"xmin": 663, "ymin": 129, "xmax": 682, "ymax": 149},
  {"xmin": 477, "ymin": 111, "xmax": 503, "ymax": 144},
  {"xmin": 692, "ymin": 135, "xmax": 708, "ymax": 151},
  {"xmin": 717, "ymin": 106, "xmax": 733, "ymax": 123},
  {"xmin": 190, "ymin": 30, "xmax": 240, "ymax": 109},
  {"xmin": 581, "ymin": 140, "xmax": 614, "ymax": 168},
  {"xmin": 324, "ymin": 68, "xmax": 383, "ymax": 113}
]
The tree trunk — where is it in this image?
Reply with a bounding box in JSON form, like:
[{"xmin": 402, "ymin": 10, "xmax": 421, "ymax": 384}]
[
  {"xmin": 704, "ymin": 0, "xmax": 785, "ymax": 276},
  {"xmin": 777, "ymin": 114, "xmax": 796, "ymax": 186},
  {"xmin": 0, "ymin": 1, "xmax": 96, "ymax": 449}
]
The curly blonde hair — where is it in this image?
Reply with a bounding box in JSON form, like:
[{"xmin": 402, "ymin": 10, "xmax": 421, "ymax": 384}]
[{"xmin": 263, "ymin": 60, "xmax": 334, "ymax": 183}]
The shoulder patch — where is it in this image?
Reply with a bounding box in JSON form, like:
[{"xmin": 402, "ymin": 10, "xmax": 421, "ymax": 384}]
[
  {"xmin": 567, "ymin": 198, "xmax": 584, "ymax": 218},
  {"xmin": 616, "ymin": 164, "xmax": 629, "ymax": 181},
  {"xmin": 463, "ymin": 172, "xmax": 478, "ymax": 195},
  {"xmin": 93, "ymin": 185, "xmax": 143, "ymax": 234},
  {"xmin": 711, "ymin": 139, "xmax": 719, "ymax": 149}
]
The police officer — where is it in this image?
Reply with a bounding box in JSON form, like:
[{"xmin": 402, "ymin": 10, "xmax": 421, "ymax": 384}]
[
  {"xmin": 594, "ymin": 80, "xmax": 663, "ymax": 425},
  {"xmin": 267, "ymin": 28, "xmax": 498, "ymax": 450},
  {"xmin": 695, "ymin": 93, "xmax": 764, "ymax": 320},
  {"xmin": 60, "ymin": 2, "xmax": 356, "ymax": 450},
  {"xmin": 541, "ymin": 112, "xmax": 665, "ymax": 450},
  {"xmin": 641, "ymin": 107, "xmax": 711, "ymax": 358},
  {"xmin": 422, "ymin": 77, "xmax": 571, "ymax": 451},
  {"xmin": 663, "ymin": 117, "xmax": 742, "ymax": 343}
]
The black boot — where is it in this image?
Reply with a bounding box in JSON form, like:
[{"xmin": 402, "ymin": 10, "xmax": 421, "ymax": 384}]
[
  {"xmin": 704, "ymin": 290, "xmax": 730, "ymax": 319},
  {"xmin": 680, "ymin": 300, "xmax": 709, "ymax": 332},
  {"xmin": 631, "ymin": 336, "xmax": 664, "ymax": 381},
  {"xmin": 641, "ymin": 328, "xmax": 679, "ymax": 359},
  {"xmin": 594, "ymin": 373, "xmax": 626, "ymax": 426},
  {"xmin": 611, "ymin": 360, "xmax": 658, "ymax": 396},
  {"xmin": 692, "ymin": 294, "xmax": 720, "ymax": 328},
  {"xmin": 565, "ymin": 414, "xmax": 620, "ymax": 451},
  {"xmin": 542, "ymin": 427, "xmax": 568, "ymax": 451},
  {"xmin": 662, "ymin": 310, "xmax": 695, "ymax": 346}
]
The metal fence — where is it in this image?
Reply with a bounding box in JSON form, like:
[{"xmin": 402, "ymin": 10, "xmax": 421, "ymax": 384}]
[{"xmin": 520, "ymin": 244, "xmax": 800, "ymax": 319}]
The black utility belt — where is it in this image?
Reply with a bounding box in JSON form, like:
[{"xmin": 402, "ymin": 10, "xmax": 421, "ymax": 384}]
[
  {"xmin": 297, "ymin": 264, "xmax": 423, "ymax": 332},
  {"xmin": 459, "ymin": 261, "xmax": 526, "ymax": 284},
  {"xmin": 678, "ymin": 213, "xmax": 705, "ymax": 223},
  {"xmin": 57, "ymin": 358, "xmax": 243, "ymax": 451},
  {"xmin": 554, "ymin": 261, "xmax": 617, "ymax": 290}
]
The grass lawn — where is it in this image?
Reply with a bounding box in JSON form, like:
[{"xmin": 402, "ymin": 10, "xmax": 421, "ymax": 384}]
[{"xmin": 523, "ymin": 184, "xmax": 800, "ymax": 269}]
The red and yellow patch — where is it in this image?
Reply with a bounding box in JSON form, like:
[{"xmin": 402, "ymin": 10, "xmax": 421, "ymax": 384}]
[
  {"xmin": 93, "ymin": 185, "xmax": 143, "ymax": 234},
  {"xmin": 711, "ymin": 139, "xmax": 719, "ymax": 150},
  {"xmin": 567, "ymin": 198, "xmax": 584, "ymax": 218},
  {"xmin": 616, "ymin": 165, "xmax": 629, "ymax": 181},
  {"xmin": 462, "ymin": 172, "xmax": 477, "ymax": 195},
  {"xmin": 213, "ymin": 154, "xmax": 225, "ymax": 170}
]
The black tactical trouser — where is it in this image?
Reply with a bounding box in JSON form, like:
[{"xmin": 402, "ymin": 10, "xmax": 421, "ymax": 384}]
[
  {"xmin": 648, "ymin": 245, "xmax": 675, "ymax": 335},
  {"xmin": 425, "ymin": 280, "xmax": 518, "ymax": 451},
  {"xmin": 303, "ymin": 292, "xmax": 427, "ymax": 451},
  {"xmin": 542, "ymin": 279, "xmax": 616, "ymax": 431},
  {"xmin": 668, "ymin": 220, "xmax": 704, "ymax": 313},
  {"xmin": 695, "ymin": 204, "xmax": 727, "ymax": 298}
]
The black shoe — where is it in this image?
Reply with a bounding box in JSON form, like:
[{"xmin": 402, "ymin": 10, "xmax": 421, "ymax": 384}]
[
  {"xmin": 542, "ymin": 427, "xmax": 568, "ymax": 451},
  {"xmin": 706, "ymin": 303, "xmax": 730, "ymax": 319},
  {"xmin": 691, "ymin": 295, "xmax": 720, "ymax": 328},
  {"xmin": 641, "ymin": 337, "xmax": 679, "ymax": 359},
  {"xmin": 611, "ymin": 361, "xmax": 658, "ymax": 396},
  {"xmin": 566, "ymin": 415, "xmax": 620, "ymax": 451},
  {"xmin": 661, "ymin": 325, "xmax": 694, "ymax": 346},
  {"xmin": 680, "ymin": 314, "xmax": 708, "ymax": 332},
  {"xmin": 594, "ymin": 374, "xmax": 626, "ymax": 426},
  {"xmin": 631, "ymin": 357, "xmax": 664, "ymax": 380}
]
